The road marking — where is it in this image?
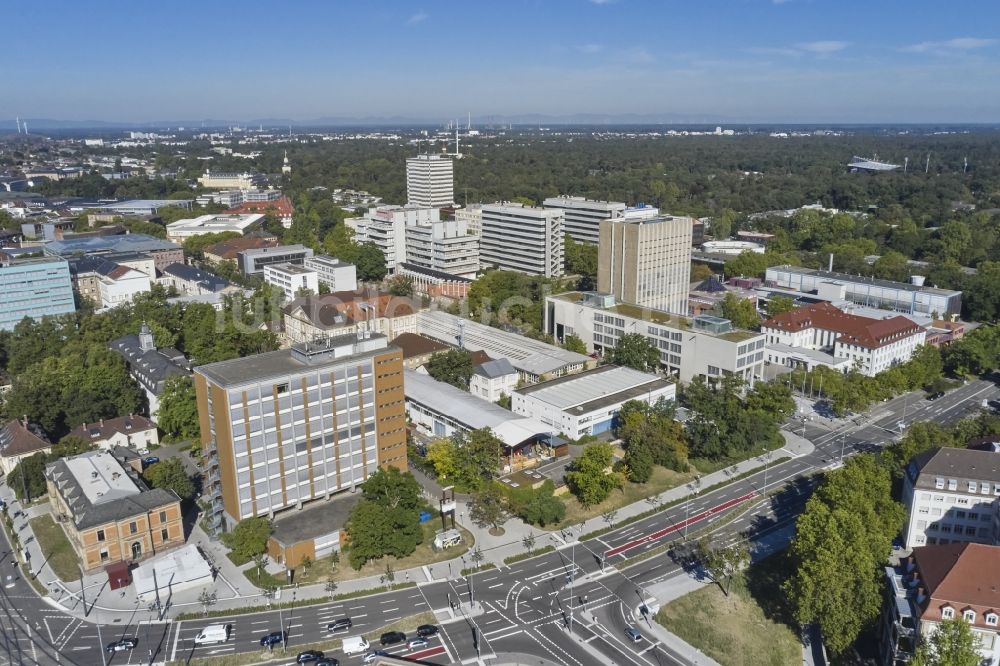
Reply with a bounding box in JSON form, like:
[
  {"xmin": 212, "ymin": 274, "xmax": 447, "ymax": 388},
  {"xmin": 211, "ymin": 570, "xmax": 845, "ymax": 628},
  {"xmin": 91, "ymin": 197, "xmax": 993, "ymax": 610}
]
[
  {"xmin": 487, "ymin": 583, "xmax": 504, "ymax": 589},
  {"xmin": 485, "ymin": 628, "xmax": 523, "ymax": 640},
  {"xmin": 170, "ymin": 619, "xmax": 183, "ymax": 661},
  {"xmin": 382, "ymin": 607, "xmax": 399, "ymax": 612}
]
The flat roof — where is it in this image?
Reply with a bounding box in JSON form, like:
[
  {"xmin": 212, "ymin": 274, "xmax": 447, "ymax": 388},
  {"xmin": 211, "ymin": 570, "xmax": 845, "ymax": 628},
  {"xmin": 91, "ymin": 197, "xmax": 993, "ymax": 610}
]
[
  {"xmin": 64, "ymin": 451, "xmax": 141, "ymax": 505},
  {"xmin": 266, "ymin": 263, "xmax": 314, "ymax": 275},
  {"xmin": 270, "ymin": 493, "xmax": 362, "ymax": 546},
  {"xmin": 101, "ymin": 199, "xmax": 192, "ymax": 209},
  {"xmin": 416, "ymin": 310, "xmax": 590, "ymax": 377},
  {"xmin": 196, "ymin": 334, "xmax": 392, "ymax": 387},
  {"xmin": 768, "ymin": 265, "xmax": 961, "ymax": 297},
  {"xmin": 516, "ymin": 365, "xmax": 672, "ymax": 413},
  {"xmin": 404, "ymin": 370, "xmax": 551, "ymax": 446}
]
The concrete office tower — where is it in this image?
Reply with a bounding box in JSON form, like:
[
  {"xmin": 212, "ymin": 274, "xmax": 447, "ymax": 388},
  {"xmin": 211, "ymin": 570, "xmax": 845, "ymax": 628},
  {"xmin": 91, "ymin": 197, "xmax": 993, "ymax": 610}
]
[
  {"xmin": 542, "ymin": 196, "xmax": 626, "ymax": 245},
  {"xmin": 405, "ymin": 219, "xmax": 479, "ymax": 279},
  {"xmin": 194, "ymin": 334, "xmax": 406, "ymax": 529},
  {"xmin": 406, "ymin": 154, "xmax": 454, "ymax": 207},
  {"xmin": 598, "ymin": 215, "xmax": 694, "ymax": 316},
  {"xmin": 480, "ymin": 203, "xmax": 565, "ymax": 277}
]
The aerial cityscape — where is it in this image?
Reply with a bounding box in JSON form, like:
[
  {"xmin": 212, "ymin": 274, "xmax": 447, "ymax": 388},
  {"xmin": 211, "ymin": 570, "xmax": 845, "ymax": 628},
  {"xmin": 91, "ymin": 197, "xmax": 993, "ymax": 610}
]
[{"xmin": 2, "ymin": 2, "xmax": 1000, "ymax": 666}]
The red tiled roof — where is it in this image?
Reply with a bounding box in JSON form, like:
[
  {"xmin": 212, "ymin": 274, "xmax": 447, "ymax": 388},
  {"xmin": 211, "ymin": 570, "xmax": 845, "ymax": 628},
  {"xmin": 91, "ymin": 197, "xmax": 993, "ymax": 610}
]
[
  {"xmin": 204, "ymin": 236, "xmax": 279, "ymax": 260},
  {"xmin": 225, "ymin": 196, "xmax": 294, "ymax": 218},
  {"xmin": 761, "ymin": 301, "xmax": 921, "ymax": 349},
  {"xmin": 282, "ymin": 293, "xmax": 420, "ymax": 328},
  {"xmin": 913, "ymin": 542, "xmax": 1000, "ymax": 629},
  {"xmin": 68, "ymin": 414, "xmax": 156, "ymax": 443}
]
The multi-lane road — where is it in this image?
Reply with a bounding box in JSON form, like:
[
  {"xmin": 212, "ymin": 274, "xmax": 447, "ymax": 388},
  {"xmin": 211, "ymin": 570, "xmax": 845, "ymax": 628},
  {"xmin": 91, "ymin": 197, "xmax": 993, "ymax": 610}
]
[{"xmin": 0, "ymin": 379, "xmax": 995, "ymax": 666}]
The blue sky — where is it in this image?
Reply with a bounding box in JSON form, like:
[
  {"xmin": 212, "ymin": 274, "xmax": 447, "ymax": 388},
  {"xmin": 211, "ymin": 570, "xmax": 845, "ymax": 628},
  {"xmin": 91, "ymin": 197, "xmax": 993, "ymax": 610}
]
[{"xmin": 6, "ymin": 0, "xmax": 1000, "ymax": 123}]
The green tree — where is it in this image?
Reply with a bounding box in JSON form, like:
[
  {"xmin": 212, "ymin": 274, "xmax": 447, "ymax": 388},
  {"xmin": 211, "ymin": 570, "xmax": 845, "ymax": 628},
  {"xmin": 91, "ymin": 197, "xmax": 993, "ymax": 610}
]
[
  {"xmin": 564, "ymin": 236, "xmax": 598, "ymax": 284},
  {"xmin": 345, "ymin": 499, "xmax": 422, "ymax": 569},
  {"xmin": 723, "ymin": 250, "xmax": 775, "ymax": 279},
  {"xmin": 697, "ymin": 537, "xmax": 750, "ymax": 596},
  {"xmin": 52, "ymin": 435, "xmax": 95, "ymax": 458},
  {"xmin": 143, "ymin": 458, "xmax": 196, "ymax": 501},
  {"xmin": 426, "ymin": 437, "xmax": 459, "ymax": 481},
  {"xmin": 716, "ymin": 293, "xmax": 759, "ymax": 330},
  {"xmin": 469, "ymin": 483, "xmax": 510, "ymax": 531},
  {"xmin": 711, "ymin": 208, "xmax": 738, "ymax": 241},
  {"xmin": 765, "ymin": 295, "xmax": 796, "ymax": 318},
  {"xmin": 156, "ymin": 376, "xmax": 201, "ymax": 441},
  {"xmin": 565, "ymin": 442, "xmax": 622, "ymax": 506},
  {"xmin": 386, "ymin": 274, "xmax": 414, "ymax": 296},
  {"xmin": 911, "ymin": 617, "xmax": 981, "ymax": 666},
  {"xmin": 507, "ymin": 481, "xmax": 566, "ymax": 526},
  {"xmin": 8, "ymin": 452, "xmax": 50, "ymax": 501},
  {"xmin": 606, "ymin": 333, "xmax": 660, "ymax": 372},
  {"xmin": 563, "ymin": 334, "xmax": 588, "ymax": 355},
  {"xmin": 355, "ymin": 243, "xmax": 387, "ymax": 282},
  {"xmin": 425, "ymin": 349, "xmax": 475, "ymax": 389},
  {"xmin": 451, "ymin": 428, "xmax": 504, "ymax": 491},
  {"xmin": 360, "ymin": 467, "xmax": 421, "ymax": 511},
  {"xmin": 221, "ymin": 517, "xmax": 272, "ymax": 562}
]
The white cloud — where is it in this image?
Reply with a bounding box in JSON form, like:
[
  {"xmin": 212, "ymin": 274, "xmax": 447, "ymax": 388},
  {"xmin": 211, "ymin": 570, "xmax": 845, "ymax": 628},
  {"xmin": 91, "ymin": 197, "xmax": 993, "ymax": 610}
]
[
  {"xmin": 796, "ymin": 40, "xmax": 849, "ymax": 54},
  {"xmin": 626, "ymin": 47, "xmax": 655, "ymax": 63},
  {"xmin": 406, "ymin": 12, "xmax": 428, "ymax": 25},
  {"xmin": 577, "ymin": 44, "xmax": 604, "ymax": 54},
  {"xmin": 900, "ymin": 37, "xmax": 996, "ymax": 53}
]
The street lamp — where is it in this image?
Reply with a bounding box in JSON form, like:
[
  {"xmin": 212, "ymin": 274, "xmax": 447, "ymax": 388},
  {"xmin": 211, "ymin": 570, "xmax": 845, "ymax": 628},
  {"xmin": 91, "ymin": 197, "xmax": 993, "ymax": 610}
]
[
  {"xmin": 684, "ymin": 477, "xmax": 701, "ymax": 540},
  {"xmin": 839, "ymin": 433, "xmax": 847, "ymax": 463}
]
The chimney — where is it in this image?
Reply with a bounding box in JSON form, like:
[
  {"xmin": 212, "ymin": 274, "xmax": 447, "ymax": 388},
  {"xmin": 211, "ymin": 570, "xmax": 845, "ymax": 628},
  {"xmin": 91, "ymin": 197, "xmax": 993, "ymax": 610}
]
[
  {"xmin": 916, "ymin": 586, "xmax": 926, "ymax": 604},
  {"xmin": 100, "ymin": 418, "xmax": 104, "ymax": 427},
  {"xmin": 22, "ymin": 415, "xmax": 27, "ymax": 427}
]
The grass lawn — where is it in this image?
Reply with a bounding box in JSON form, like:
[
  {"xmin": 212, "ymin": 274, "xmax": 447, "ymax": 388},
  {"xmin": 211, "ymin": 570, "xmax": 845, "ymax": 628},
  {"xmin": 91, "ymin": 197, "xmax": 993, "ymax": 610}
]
[
  {"xmin": 553, "ymin": 465, "xmax": 695, "ymax": 529},
  {"xmin": 29, "ymin": 514, "xmax": 81, "ymax": 582},
  {"xmin": 656, "ymin": 556, "xmax": 800, "ymax": 666},
  {"xmin": 286, "ymin": 522, "xmax": 475, "ymax": 586}
]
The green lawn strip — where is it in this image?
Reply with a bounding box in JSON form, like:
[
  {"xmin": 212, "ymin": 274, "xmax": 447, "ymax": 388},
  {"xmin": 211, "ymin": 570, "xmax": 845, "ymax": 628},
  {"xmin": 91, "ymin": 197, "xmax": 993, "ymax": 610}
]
[
  {"xmin": 460, "ymin": 563, "xmax": 496, "ymax": 576},
  {"xmin": 655, "ymin": 555, "xmax": 800, "ymax": 666},
  {"xmin": 174, "ymin": 582, "xmax": 417, "ymax": 621},
  {"xmin": 504, "ymin": 545, "xmax": 555, "ymax": 565},
  {"xmin": 28, "ymin": 514, "xmax": 81, "ymax": 582}
]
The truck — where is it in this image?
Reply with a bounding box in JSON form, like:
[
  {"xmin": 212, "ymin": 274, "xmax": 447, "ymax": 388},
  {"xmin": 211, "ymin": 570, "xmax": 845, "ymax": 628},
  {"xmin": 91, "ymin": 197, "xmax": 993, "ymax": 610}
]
[
  {"xmin": 342, "ymin": 635, "xmax": 370, "ymax": 655},
  {"xmin": 194, "ymin": 624, "xmax": 231, "ymax": 645}
]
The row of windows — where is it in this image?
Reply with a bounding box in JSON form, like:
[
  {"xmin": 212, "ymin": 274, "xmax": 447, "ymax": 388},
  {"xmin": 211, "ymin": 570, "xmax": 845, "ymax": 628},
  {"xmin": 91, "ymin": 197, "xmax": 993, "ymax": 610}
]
[
  {"xmin": 940, "ymin": 606, "xmax": 997, "ymax": 625},
  {"xmin": 594, "ymin": 314, "xmax": 626, "ymax": 327},
  {"xmin": 933, "ymin": 478, "xmax": 1000, "ymax": 495},
  {"xmin": 737, "ymin": 340, "xmax": 766, "ymax": 355}
]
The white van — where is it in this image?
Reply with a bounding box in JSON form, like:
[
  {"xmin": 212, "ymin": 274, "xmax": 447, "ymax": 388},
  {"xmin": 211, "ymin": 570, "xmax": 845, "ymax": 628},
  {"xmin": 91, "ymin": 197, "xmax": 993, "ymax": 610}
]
[
  {"xmin": 194, "ymin": 624, "xmax": 231, "ymax": 645},
  {"xmin": 342, "ymin": 635, "xmax": 370, "ymax": 655}
]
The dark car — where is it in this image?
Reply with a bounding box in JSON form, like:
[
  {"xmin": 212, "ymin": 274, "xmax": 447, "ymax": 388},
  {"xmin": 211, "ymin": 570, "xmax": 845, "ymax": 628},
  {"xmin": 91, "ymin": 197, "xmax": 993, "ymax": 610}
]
[
  {"xmin": 296, "ymin": 650, "xmax": 325, "ymax": 663},
  {"xmin": 416, "ymin": 624, "xmax": 439, "ymax": 637},
  {"xmin": 259, "ymin": 631, "xmax": 286, "ymax": 647},
  {"xmin": 927, "ymin": 391, "xmax": 945, "ymax": 400},
  {"xmin": 327, "ymin": 618, "xmax": 352, "ymax": 632},
  {"xmin": 315, "ymin": 660, "xmax": 339, "ymax": 666},
  {"xmin": 106, "ymin": 638, "xmax": 137, "ymax": 653},
  {"xmin": 380, "ymin": 631, "xmax": 406, "ymax": 646},
  {"xmin": 142, "ymin": 456, "xmax": 160, "ymax": 467}
]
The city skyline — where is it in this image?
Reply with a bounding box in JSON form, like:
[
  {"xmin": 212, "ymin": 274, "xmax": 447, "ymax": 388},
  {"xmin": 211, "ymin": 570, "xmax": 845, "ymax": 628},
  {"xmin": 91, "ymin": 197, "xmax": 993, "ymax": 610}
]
[{"xmin": 5, "ymin": 0, "xmax": 1000, "ymax": 125}]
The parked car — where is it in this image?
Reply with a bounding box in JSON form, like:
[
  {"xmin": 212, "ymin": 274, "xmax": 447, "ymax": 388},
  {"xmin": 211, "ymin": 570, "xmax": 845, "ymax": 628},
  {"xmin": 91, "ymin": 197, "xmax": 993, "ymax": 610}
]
[
  {"xmin": 625, "ymin": 627, "xmax": 643, "ymax": 643},
  {"xmin": 142, "ymin": 456, "xmax": 160, "ymax": 467},
  {"xmin": 296, "ymin": 650, "xmax": 325, "ymax": 663},
  {"xmin": 106, "ymin": 638, "xmax": 137, "ymax": 653},
  {"xmin": 380, "ymin": 631, "xmax": 406, "ymax": 646},
  {"xmin": 927, "ymin": 391, "xmax": 945, "ymax": 400},
  {"xmin": 362, "ymin": 650, "xmax": 389, "ymax": 664},
  {"xmin": 416, "ymin": 624, "xmax": 439, "ymax": 637},
  {"xmin": 315, "ymin": 660, "xmax": 339, "ymax": 666},
  {"xmin": 327, "ymin": 618, "xmax": 352, "ymax": 632},
  {"xmin": 259, "ymin": 631, "xmax": 285, "ymax": 647},
  {"xmin": 408, "ymin": 637, "xmax": 429, "ymax": 650}
]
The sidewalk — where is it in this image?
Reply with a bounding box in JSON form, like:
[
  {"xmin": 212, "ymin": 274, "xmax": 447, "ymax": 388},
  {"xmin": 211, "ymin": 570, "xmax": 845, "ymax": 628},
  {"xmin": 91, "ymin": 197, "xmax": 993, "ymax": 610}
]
[{"xmin": 5, "ymin": 430, "xmax": 813, "ymax": 623}]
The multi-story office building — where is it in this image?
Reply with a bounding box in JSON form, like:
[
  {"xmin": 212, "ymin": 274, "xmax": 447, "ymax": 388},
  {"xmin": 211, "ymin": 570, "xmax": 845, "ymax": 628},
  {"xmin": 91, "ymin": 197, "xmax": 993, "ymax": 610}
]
[
  {"xmin": 197, "ymin": 171, "xmax": 267, "ymax": 190},
  {"xmin": 303, "ymin": 255, "xmax": 357, "ymax": 292},
  {"xmin": 545, "ymin": 291, "xmax": 765, "ymax": 383},
  {"xmin": 404, "ymin": 219, "xmax": 479, "ymax": 279},
  {"xmin": 762, "ymin": 301, "xmax": 926, "ymax": 376},
  {"xmin": 238, "ymin": 244, "xmax": 314, "ymax": 275},
  {"xmin": 97, "ymin": 264, "xmax": 152, "ymax": 310},
  {"xmin": 45, "ymin": 234, "xmax": 184, "ymax": 273},
  {"xmin": 765, "ymin": 265, "xmax": 962, "ymax": 317},
  {"xmin": 542, "ymin": 196, "xmax": 626, "ymax": 245},
  {"xmin": 45, "ymin": 449, "xmax": 184, "ymax": 572},
  {"xmin": 194, "ymin": 334, "xmax": 407, "ymax": 532},
  {"xmin": 264, "ymin": 263, "xmax": 320, "ymax": 302},
  {"xmin": 480, "ymin": 203, "xmax": 564, "ymax": 277},
  {"xmin": 455, "ymin": 204, "xmax": 483, "ymax": 236},
  {"xmin": 406, "ymin": 154, "xmax": 454, "ymax": 207},
  {"xmin": 0, "ymin": 255, "xmax": 75, "ymax": 330},
  {"xmin": 348, "ymin": 205, "xmax": 440, "ymax": 272},
  {"xmin": 901, "ymin": 447, "xmax": 1000, "ymax": 549},
  {"xmin": 165, "ymin": 213, "xmax": 265, "ymax": 242},
  {"xmin": 598, "ymin": 215, "xmax": 694, "ymax": 316}
]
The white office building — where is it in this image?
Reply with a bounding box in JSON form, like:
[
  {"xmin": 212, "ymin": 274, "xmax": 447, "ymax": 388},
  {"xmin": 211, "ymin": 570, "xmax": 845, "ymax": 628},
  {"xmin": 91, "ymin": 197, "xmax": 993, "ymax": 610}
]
[
  {"xmin": 480, "ymin": 203, "xmax": 564, "ymax": 277},
  {"xmin": 455, "ymin": 204, "xmax": 483, "ymax": 236},
  {"xmin": 406, "ymin": 154, "xmax": 454, "ymax": 208},
  {"xmin": 512, "ymin": 365, "xmax": 676, "ymax": 439},
  {"xmin": 165, "ymin": 213, "xmax": 264, "ymax": 242},
  {"xmin": 902, "ymin": 447, "xmax": 1000, "ymax": 549},
  {"xmin": 303, "ymin": 255, "xmax": 357, "ymax": 292},
  {"xmin": 97, "ymin": 265, "xmax": 152, "ymax": 310},
  {"xmin": 542, "ymin": 196, "xmax": 626, "ymax": 245},
  {"xmin": 348, "ymin": 205, "xmax": 440, "ymax": 271},
  {"xmin": 545, "ymin": 291, "xmax": 765, "ymax": 383},
  {"xmin": 404, "ymin": 219, "xmax": 479, "ymax": 279},
  {"xmin": 598, "ymin": 215, "xmax": 694, "ymax": 316},
  {"xmin": 263, "ymin": 263, "xmax": 320, "ymax": 302}
]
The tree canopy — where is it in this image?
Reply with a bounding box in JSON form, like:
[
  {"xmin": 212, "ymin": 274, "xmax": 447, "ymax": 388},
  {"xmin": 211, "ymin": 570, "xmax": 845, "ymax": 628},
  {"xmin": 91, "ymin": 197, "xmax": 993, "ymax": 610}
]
[
  {"xmin": 605, "ymin": 333, "xmax": 660, "ymax": 372},
  {"xmin": 425, "ymin": 349, "xmax": 475, "ymax": 389},
  {"xmin": 143, "ymin": 458, "xmax": 196, "ymax": 502}
]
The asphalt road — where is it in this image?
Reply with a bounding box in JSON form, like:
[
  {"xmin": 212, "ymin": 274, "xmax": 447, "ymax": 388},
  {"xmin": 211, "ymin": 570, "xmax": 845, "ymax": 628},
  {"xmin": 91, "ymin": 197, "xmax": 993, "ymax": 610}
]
[{"xmin": 0, "ymin": 379, "xmax": 995, "ymax": 666}]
